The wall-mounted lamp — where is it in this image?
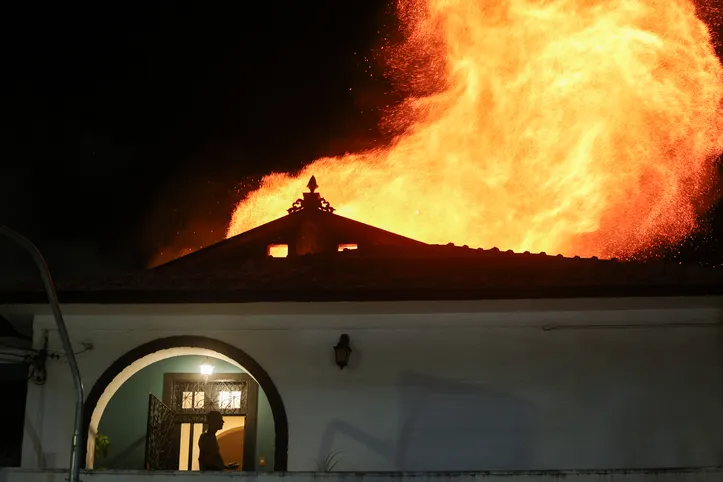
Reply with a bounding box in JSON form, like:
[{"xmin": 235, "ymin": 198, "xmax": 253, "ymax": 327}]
[
  {"xmin": 200, "ymin": 360, "xmax": 215, "ymax": 376},
  {"xmin": 334, "ymin": 334, "xmax": 352, "ymax": 369}
]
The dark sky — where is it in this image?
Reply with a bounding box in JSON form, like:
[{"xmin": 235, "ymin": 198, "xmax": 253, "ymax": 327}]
[
  {"xmin": 0, "ymin": 1, "xmax": 398, "ymax": 274},
  {"xmin": 1, "ymin": 1, "xmax": 722, "ymax": 279}
]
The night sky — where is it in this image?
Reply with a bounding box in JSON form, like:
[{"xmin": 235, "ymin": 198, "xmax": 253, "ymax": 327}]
[{"xmin": 1, "ymin": 1, "xmax": 723, "ymax": 280}]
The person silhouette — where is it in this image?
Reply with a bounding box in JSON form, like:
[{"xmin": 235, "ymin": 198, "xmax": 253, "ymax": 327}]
[{"xmin": 198, "ymin": 410, "xmax": 240, "ymax": 471}]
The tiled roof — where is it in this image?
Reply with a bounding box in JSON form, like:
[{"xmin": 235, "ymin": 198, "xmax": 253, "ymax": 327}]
[
  {"xmin": 2, "ymin": 244, "xmax": 721, "ymax": 304},
  {"xmin": 3, "ymin": 178, "xmax": 721, "ymax": 304}
]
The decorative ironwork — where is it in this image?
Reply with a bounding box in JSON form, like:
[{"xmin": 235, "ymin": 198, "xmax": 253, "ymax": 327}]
[
  {"xmin": 288, "ymin": 176, "xmax": 336, "ymax": 214},
  {"xmin": 145, "ymin": 394, "xmax": 178, "ymax": 470},
  {"xmin": 171, "ymin": 379, "xmax": 249, "ymax": 424},
  {"xmin": 288, "ymin": 199, "xmax": 303, "ymax": 213},
  {"xmin": 319, "ymin": 198, "xmax": 334, "ymax": 212}
]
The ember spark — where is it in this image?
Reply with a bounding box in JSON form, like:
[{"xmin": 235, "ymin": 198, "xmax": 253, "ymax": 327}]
[{"xmin": 228, "ymin": 0, "xmax": 723, "ymax": 258}]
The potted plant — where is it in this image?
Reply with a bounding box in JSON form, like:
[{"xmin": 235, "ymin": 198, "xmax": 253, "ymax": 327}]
[
  {"xmin": 316, "ymin": 449, "xmax": 342, "ymax": 472},
  {"xmin": 95, "ymin": 432, "xmax": 111, "ymax": 469}
]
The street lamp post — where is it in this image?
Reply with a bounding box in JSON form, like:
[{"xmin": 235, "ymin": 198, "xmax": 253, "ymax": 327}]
[{"xmin": 0, "ymin": 225, "xmax": 84, "ymax": 482}]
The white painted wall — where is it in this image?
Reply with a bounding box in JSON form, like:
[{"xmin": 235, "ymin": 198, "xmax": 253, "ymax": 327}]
[
  {"xmin": 2, "ymin": 468, "xmax": 723, "ymax": 482},
  {"xmin": 16, "ymin": 298, "xmax": 723, "ymax": 472}
]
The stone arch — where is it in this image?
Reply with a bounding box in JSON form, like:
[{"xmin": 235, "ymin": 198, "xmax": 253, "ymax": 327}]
[{"xmin": 82, "ymin": 336, "xmax": 288, "ymax": 471}]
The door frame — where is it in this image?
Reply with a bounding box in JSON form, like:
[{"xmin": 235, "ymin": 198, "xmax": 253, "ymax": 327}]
[{"xmin": 162, "ymin": 372, "xmax": 259, "ymax": 471}]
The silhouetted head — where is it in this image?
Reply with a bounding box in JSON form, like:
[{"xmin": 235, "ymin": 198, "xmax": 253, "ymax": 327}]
[{"xmin": 207, "ymin": 410, "xmax": 224, "ymax": 432}]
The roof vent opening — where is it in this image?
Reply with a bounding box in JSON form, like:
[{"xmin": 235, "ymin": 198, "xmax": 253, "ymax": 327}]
[
  {"xmin": 267, "ymin": 244, "xmax": 289, "ymax": 258},
  {"xmin": 338, "ymin": 243, "xmax": 358, "ymax": 252}
]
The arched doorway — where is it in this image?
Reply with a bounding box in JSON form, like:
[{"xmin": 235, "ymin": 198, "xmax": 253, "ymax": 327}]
[{"xmin": 82, "ymin": 336, "xmax": 288, "ymax": 471}]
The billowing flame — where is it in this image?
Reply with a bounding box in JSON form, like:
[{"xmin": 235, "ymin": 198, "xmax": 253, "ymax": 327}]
[{"xmin": 228, "ymin": 0, "xmax": 723, "ymax": 258}]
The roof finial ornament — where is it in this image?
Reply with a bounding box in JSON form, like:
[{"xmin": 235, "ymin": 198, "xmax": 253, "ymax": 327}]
[
  {"xmin": 307, "ymin": 176, "xmax": 318, "ymax": 193},
  {"xmin": 287, "ymin": 175, "xmax": 335, "ymax": 214}
]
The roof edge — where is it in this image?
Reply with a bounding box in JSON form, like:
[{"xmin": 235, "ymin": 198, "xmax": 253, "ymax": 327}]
[{"xmin": 1, "ymin": 283, "xmax": 723, "ymax": 306}]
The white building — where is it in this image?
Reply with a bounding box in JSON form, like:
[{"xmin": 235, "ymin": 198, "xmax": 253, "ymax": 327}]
[{"xmin": 2, "ymin": 178, "xmax": 723, "ymax": 482}]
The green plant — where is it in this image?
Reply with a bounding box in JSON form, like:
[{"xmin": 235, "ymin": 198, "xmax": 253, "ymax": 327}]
[
  {"xmin": 316, "ymin": 449, "xmax": 342, "ymax": 472},
  {"xmin": 95, "ymin": 432, "xmax": 110, "ymax": 466}
]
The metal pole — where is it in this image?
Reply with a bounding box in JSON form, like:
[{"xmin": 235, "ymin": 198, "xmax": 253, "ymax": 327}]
[{"xmin": 0, "ymin": 225, "xmax": 83, "ymax": 482}]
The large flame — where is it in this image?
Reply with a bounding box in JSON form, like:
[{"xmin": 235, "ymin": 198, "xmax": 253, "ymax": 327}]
[{"xmin": 228, "ymin": 0, "xmax": 723, "ymax": 258}]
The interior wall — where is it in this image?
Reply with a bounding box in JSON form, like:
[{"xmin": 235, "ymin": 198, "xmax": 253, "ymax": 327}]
[
  {"xmin": 217, "ymin": 416, "xmax": 245, "ymax": 471},
  {"xmin": 256, "ymin": 390, "xmax": 275, "ymax": 470}
]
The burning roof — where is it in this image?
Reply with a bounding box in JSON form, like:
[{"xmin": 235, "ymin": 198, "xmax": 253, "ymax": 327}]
[
  {"xmin": 225, "ymin": 0, "xmax": 723, "ymax": 260},
  {"xmin": 1, "ymin": 177, "xmax": 722, "ymax": 304}
]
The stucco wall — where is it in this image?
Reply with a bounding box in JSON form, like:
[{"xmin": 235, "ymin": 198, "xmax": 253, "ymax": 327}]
[
  {"xmin": 17, "ymin": 298, "xmax": 723, "ymax": 472},
  {"xmin": 2, "ymin": 468, "xmax": 723, "ymax": 482}
]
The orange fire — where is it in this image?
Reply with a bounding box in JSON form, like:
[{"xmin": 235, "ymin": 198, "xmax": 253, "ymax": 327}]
[{"xmin": 228, "ymin": 0, "xmax": 723, "ymax": 258}]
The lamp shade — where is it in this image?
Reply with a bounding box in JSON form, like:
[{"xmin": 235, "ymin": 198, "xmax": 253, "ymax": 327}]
[{"xmin": 200, "ymin": 362, "xmax": 215, "ymax": 375}]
